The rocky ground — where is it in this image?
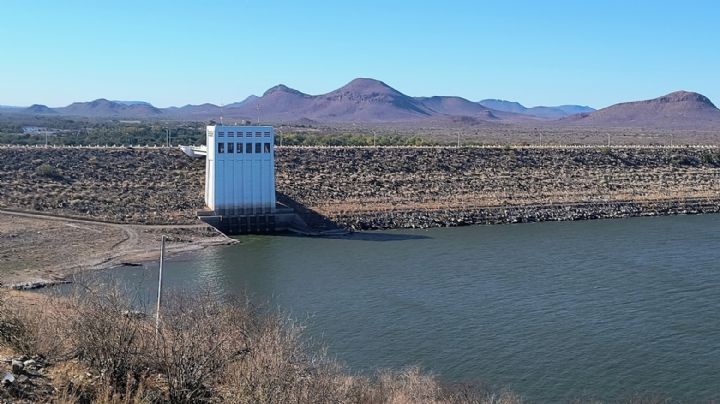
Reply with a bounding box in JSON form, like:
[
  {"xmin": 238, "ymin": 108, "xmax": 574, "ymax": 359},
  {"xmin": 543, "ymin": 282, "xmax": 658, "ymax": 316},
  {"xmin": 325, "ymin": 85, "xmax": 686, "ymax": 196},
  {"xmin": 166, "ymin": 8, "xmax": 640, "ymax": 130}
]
[
  {"xmin": 276, "ymin": 146, "xmax": 720, "ymax": 228},
  {"xmin": 0, "ymin": 147, "xmax": 204, "ymax": 224}
]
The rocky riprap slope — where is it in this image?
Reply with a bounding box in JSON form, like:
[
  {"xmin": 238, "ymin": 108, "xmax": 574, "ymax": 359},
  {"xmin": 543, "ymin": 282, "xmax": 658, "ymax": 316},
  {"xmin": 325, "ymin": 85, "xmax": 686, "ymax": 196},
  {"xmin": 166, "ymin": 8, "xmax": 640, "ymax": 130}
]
[
  {"xmin": 275, "ymin": 147, "xmax": 720, "ymax": 229},
  {"xmin": 2, "ymin": 146, "xmax": 720, "ymax": 229},
  {"xmin": 0, "ymin": 147, "xmax": 205, "ymax": 224}
]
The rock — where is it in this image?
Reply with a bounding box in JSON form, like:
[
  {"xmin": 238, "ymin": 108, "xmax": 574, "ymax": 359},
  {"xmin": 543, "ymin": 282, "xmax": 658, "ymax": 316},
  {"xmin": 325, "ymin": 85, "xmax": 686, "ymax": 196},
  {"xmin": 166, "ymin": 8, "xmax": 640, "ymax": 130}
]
[
  {"xmin": 23, "ymin": 359, "xmax": 36, "ymax": 368},
  {"xmin": 122, "ymin": 310, "xmax": 146, "ymax": 319},
  {"xmin": 11, "ymin": 359, "xmax": 24, "ymax": 373},
  {"xmin": 16, "ymin": 375, "xmax": 29, "ymax": 384},
  {"xmin": 9, "ymin": 279, "xmax": 70, "ymax": 290},
  {"xmin": 2, "ymin": 372, "xmax": 14, "ymax": 385}
]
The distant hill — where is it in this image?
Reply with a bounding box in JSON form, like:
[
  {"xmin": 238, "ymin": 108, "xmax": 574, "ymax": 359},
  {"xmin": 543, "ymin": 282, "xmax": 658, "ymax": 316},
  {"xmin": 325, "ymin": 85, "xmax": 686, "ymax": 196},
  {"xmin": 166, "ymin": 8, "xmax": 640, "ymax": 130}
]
[
  {"xmin": 416, "ymin": 96, "xmax": 499, "ymax": 120},
  {"xmin": 167, "ymin": 103, "xmax": 221, "ymax": 120},
  {"xmin": 308, "ymin": 78, "xmax": 433, "ymax": 122},
  {"xmin": 221, "ymin": 79, "xmax": 436, "ymax": 123},
  {"xmin": 479, "ymin": 99, "xmax": 595, "ymax": 119},
  {"xmin": 57, "ymin": 99, "xmax": 162, "ymax": 117},
  {"xmin": 24, "ymin": 104, "xmax": 56, "ymax": 114},
  {"xmin": 225, "ymin": 95, "xmax": 260, "ymax": 109},
  {"xmin": 562, "ymin": 91, "xmax": 720, "ymax": 128},
  {"xmin": 2, "ymin": 81, "xmax": 719, "ymax": 129},
  {"xmin": 112, "ymin": 100, "xmax": 153, "ymax": 106},
  {"xmin": 477, "ymin": 99, "xmax": 527, "ymax": 114}
]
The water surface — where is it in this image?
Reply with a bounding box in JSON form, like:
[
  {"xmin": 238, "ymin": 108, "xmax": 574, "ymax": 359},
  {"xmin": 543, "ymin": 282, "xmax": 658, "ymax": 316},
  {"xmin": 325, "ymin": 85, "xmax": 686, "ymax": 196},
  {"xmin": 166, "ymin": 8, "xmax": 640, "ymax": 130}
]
[{"xmin": 87, "ymin": 215, "xmax": 720, "ymax": 402}]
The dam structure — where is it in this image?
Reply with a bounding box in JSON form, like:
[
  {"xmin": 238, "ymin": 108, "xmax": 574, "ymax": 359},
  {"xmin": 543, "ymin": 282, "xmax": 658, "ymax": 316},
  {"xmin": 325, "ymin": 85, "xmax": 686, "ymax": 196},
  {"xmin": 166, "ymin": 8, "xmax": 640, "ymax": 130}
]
[{"xmin": 199, "ymin": 124, "xmax": 295, "ymax": 234}]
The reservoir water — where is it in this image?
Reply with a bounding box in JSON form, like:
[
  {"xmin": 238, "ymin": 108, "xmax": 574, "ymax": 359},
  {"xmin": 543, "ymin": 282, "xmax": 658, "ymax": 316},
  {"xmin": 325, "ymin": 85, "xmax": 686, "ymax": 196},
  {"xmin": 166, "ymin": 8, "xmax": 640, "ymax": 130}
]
[{"xmin": 91, "ymin": 215, "xmax": 720, "ymax": 402}]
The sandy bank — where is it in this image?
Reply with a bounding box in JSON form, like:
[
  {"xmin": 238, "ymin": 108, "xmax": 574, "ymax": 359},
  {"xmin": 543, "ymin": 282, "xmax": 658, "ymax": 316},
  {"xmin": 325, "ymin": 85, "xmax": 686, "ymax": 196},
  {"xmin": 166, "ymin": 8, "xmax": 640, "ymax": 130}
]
[{"xmin": 0, "ymin": 209, "xmax": 234, "ymax": 287}]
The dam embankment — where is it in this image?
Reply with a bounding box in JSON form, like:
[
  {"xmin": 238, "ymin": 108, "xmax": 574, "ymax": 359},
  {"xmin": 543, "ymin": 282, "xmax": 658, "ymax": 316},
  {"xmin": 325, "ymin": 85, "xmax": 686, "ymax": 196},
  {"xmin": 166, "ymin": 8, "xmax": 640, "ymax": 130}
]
[{"xmin": 1, "ymin": 145, "xmax": 720, "ymax": 229}]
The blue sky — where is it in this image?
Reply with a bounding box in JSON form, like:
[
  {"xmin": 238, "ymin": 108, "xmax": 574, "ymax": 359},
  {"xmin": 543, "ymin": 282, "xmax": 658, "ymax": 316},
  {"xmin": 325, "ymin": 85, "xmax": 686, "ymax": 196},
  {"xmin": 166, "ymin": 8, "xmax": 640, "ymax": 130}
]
[{"xmin": 1, "ymin": 0, "xmax": 718, "ymax": 108}]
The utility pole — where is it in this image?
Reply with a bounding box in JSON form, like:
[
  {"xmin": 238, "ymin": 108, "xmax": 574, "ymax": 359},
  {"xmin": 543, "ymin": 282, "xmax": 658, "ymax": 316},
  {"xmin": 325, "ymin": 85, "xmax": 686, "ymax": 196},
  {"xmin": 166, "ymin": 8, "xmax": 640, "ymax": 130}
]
[
  {"xmin": 457, "ymin": 131, "xmax": 461, "ymax": 148},
  {"xmin": 372, "ymin": 129, "xmax": 377, "ymax": 147},
  {"xmin": 155, "ymin": 235, "xmax": 166, "ymax": 338},
  {"xmin": 279, "ymin": 120, "xmax": 284, "ymax": 147},
  {"xmin": 166, "ymin": 128, "xmax": 170, "ymax": 147}
]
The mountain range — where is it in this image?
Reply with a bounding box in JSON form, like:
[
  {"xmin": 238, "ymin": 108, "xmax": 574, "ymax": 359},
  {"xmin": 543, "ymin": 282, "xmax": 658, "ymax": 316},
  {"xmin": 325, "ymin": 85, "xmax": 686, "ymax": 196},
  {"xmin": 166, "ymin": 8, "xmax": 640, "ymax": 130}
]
[
  {"xmin": 1, "ymin": 78, "xmax": 719, "ymax": 129},
  {"xmin": 562, "ymin": 91, "xmax": 720, "ymax": 129}
]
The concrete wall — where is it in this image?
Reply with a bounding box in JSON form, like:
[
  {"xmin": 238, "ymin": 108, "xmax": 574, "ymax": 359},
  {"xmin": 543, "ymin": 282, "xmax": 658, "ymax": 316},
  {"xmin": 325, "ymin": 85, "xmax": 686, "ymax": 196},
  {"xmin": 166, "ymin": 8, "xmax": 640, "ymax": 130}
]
[{"xmin": 205, "ymin": 125, "xmax": 276, "ymax": 215}]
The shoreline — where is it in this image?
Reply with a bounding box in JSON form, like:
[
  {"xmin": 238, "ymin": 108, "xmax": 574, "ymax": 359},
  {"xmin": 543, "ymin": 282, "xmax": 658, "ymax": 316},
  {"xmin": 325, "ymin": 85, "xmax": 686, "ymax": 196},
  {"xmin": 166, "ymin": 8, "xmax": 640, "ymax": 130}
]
[
  {"xmin": 331, "ymin": 198, "xmax": 720, "ymax": 230},
  {"xmin": 0, "ymin": 209, "xmax": 236, "ymax": 289},
  {"xmin": 4, "ymin": 200, "xmax": 718, "ymax": 287}
]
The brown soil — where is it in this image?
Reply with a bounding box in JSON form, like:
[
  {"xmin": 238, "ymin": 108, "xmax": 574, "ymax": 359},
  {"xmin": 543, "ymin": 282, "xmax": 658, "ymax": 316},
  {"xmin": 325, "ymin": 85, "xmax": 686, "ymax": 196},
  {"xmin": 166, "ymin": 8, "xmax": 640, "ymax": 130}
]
[{"xmin": 0, "ymin": 209, "xmax": 233, "ymax": 286}]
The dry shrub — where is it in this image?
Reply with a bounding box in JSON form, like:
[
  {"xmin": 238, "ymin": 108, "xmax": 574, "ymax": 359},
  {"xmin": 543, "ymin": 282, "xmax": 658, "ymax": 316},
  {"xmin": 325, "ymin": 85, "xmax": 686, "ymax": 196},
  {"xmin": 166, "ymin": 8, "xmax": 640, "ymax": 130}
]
[
  {"xmin": 350, "ymin": 368, "xmax": 524, "ymax": 404},
  {"xmin": 221, "ymin": 310, "xmax": 356, "ymax": 403},
  {"xmin": 66, "ymin": 286, "xmax": 154, "ymax": 392},
  {"xmin": 153, "ymin": 292, "xmax": 252, "ymax": 403},
  {"xmin": 0, "ymin": 293, "xmax": 67, "ymax": 358},
  {"xmin": 1, "ymin": 286, "xmax": 522, "ymax": 404},
  {"xmin": 55, "ymin": 373, "xmax": 155, "ymax": 404},
  {"xmin": 362, "ymin": 367, "xmax": 443, "ymax": 404}
]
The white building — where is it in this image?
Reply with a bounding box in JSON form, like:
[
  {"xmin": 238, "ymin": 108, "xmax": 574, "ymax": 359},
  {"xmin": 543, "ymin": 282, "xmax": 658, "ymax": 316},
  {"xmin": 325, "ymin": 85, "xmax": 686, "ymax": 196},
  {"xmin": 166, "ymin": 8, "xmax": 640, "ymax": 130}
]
[{"xmin": 204, "ymin": 125, "xmax": 276, "ymax": 215}]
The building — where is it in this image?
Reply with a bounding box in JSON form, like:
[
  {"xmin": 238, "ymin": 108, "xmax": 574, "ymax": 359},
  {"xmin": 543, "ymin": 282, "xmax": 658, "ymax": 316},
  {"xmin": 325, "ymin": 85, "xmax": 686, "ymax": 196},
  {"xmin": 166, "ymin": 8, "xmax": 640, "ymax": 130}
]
[{"xmin": 204, "ymin": 125, "xmax": 276, "ymax": 215}]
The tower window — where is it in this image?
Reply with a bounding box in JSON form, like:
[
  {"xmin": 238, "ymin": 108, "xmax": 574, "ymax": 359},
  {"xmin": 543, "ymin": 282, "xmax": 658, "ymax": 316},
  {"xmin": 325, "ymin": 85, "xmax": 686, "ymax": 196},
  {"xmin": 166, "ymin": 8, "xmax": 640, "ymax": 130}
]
[
  {"xmin": 227, "ymin": 142, "xmax": 234, "ymax": 153},
  {"xmin": 255, "ymin": 143, "xmax": 262, "ymax": 153},
  {"xmin": 264, "ymin": 143, "xmax": 270, "ymax": 153},
  {"xmin": 218, "ymin": 142, "xmax": 225, "ymax": 154},
  {"xmin": 246, "ymin": 143, "xmax": 252, "ymax": 154},
  {"xmin": 236, "ymin": 142, "xmax": 243, "ymax": 153},
  {"xmin": 218, "ymin": 132, "xmax": 225, "ymax": 137},
  {"xmin": 228, "ymin": 131, "xmax": 235, "ymax": 137}
]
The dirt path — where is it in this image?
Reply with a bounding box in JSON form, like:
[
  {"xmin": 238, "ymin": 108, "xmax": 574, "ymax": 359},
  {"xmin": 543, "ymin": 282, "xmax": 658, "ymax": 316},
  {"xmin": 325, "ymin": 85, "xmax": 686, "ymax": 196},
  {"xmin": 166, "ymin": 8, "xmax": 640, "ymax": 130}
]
[{"xmin": 0, "ymin": 209, "xmax": 235, "ymax": 287}]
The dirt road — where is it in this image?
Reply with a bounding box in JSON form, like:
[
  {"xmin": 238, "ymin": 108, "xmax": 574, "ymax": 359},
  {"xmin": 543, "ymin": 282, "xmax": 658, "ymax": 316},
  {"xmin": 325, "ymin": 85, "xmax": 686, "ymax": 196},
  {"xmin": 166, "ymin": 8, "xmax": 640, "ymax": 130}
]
[{"xmin": 0, "ymin": 209, "xmax": 234, "ymax": 287}]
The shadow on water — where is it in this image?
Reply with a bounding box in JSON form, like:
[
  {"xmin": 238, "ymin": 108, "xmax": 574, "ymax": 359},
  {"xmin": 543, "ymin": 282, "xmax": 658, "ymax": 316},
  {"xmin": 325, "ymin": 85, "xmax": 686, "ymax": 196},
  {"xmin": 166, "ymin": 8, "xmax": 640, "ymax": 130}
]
[
  {"xmin": 275, "ymin": 192, "xmax": 431, "ymax": 241},
  {"xmin": 273, "ymin": 231, "xmax": 431, "ymax": 242},
  {"xmin": 276, "ymin": 191, "xmax": 343, "ymax": 231},
  {"xmin": 330, "ymin": 232, "xmax": 430, "ymax": 241}
]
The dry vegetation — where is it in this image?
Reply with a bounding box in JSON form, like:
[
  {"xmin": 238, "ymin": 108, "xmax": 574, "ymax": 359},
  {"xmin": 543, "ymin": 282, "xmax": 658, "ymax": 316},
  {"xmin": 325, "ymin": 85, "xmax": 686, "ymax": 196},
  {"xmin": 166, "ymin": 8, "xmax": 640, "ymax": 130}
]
[
  {"xmin": 0, "ymin": 147, "xmax": 205, "ymax": 224},
  {"xmin": 0, "ymin": 288, "xmax": 522, "ymax": 404},
  {"xmin": 277, "ymin": 147, "xmax": 720, "ymax": 217}
]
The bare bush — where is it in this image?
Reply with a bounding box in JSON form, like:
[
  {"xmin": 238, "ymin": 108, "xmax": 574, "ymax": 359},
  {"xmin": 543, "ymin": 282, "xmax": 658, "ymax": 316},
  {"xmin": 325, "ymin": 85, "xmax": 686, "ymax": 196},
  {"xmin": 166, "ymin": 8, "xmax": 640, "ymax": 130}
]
[
  {"xmin": 221, "ymin": 309, "xmax": 358, "ymax": 403},
  {"xmin": 0, "ymin": 293, "xmax": 66, "ymax": 358},
  {"xmin": 1, "ymin": 287, "xmax": 523, "ymax": 403},
  {"xmin": 66, "ymin": 287, "xmax": 154, "ymax": 393},
  {"xmin": 153, "ymin": 292, "xmax": 252, "ymax": 403},
  {"xmin": 35, "ymin": 163, "xmax": 62, "ymax": 179}
]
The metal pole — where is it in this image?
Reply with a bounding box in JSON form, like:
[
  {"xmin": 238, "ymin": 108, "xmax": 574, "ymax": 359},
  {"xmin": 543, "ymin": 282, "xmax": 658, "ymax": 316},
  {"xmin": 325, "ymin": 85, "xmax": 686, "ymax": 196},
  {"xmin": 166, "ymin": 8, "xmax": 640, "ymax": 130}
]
[
  {"xmin": 166, "ymin": 128, "xmax": 170, "ymax": 147},
  {"xmin": 155, "ymin": 235, "xmax": 165, "ymax": 337},
  {"xmin": 457, "ymin": 132, "xmax": 460, "ymax": 148}
]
